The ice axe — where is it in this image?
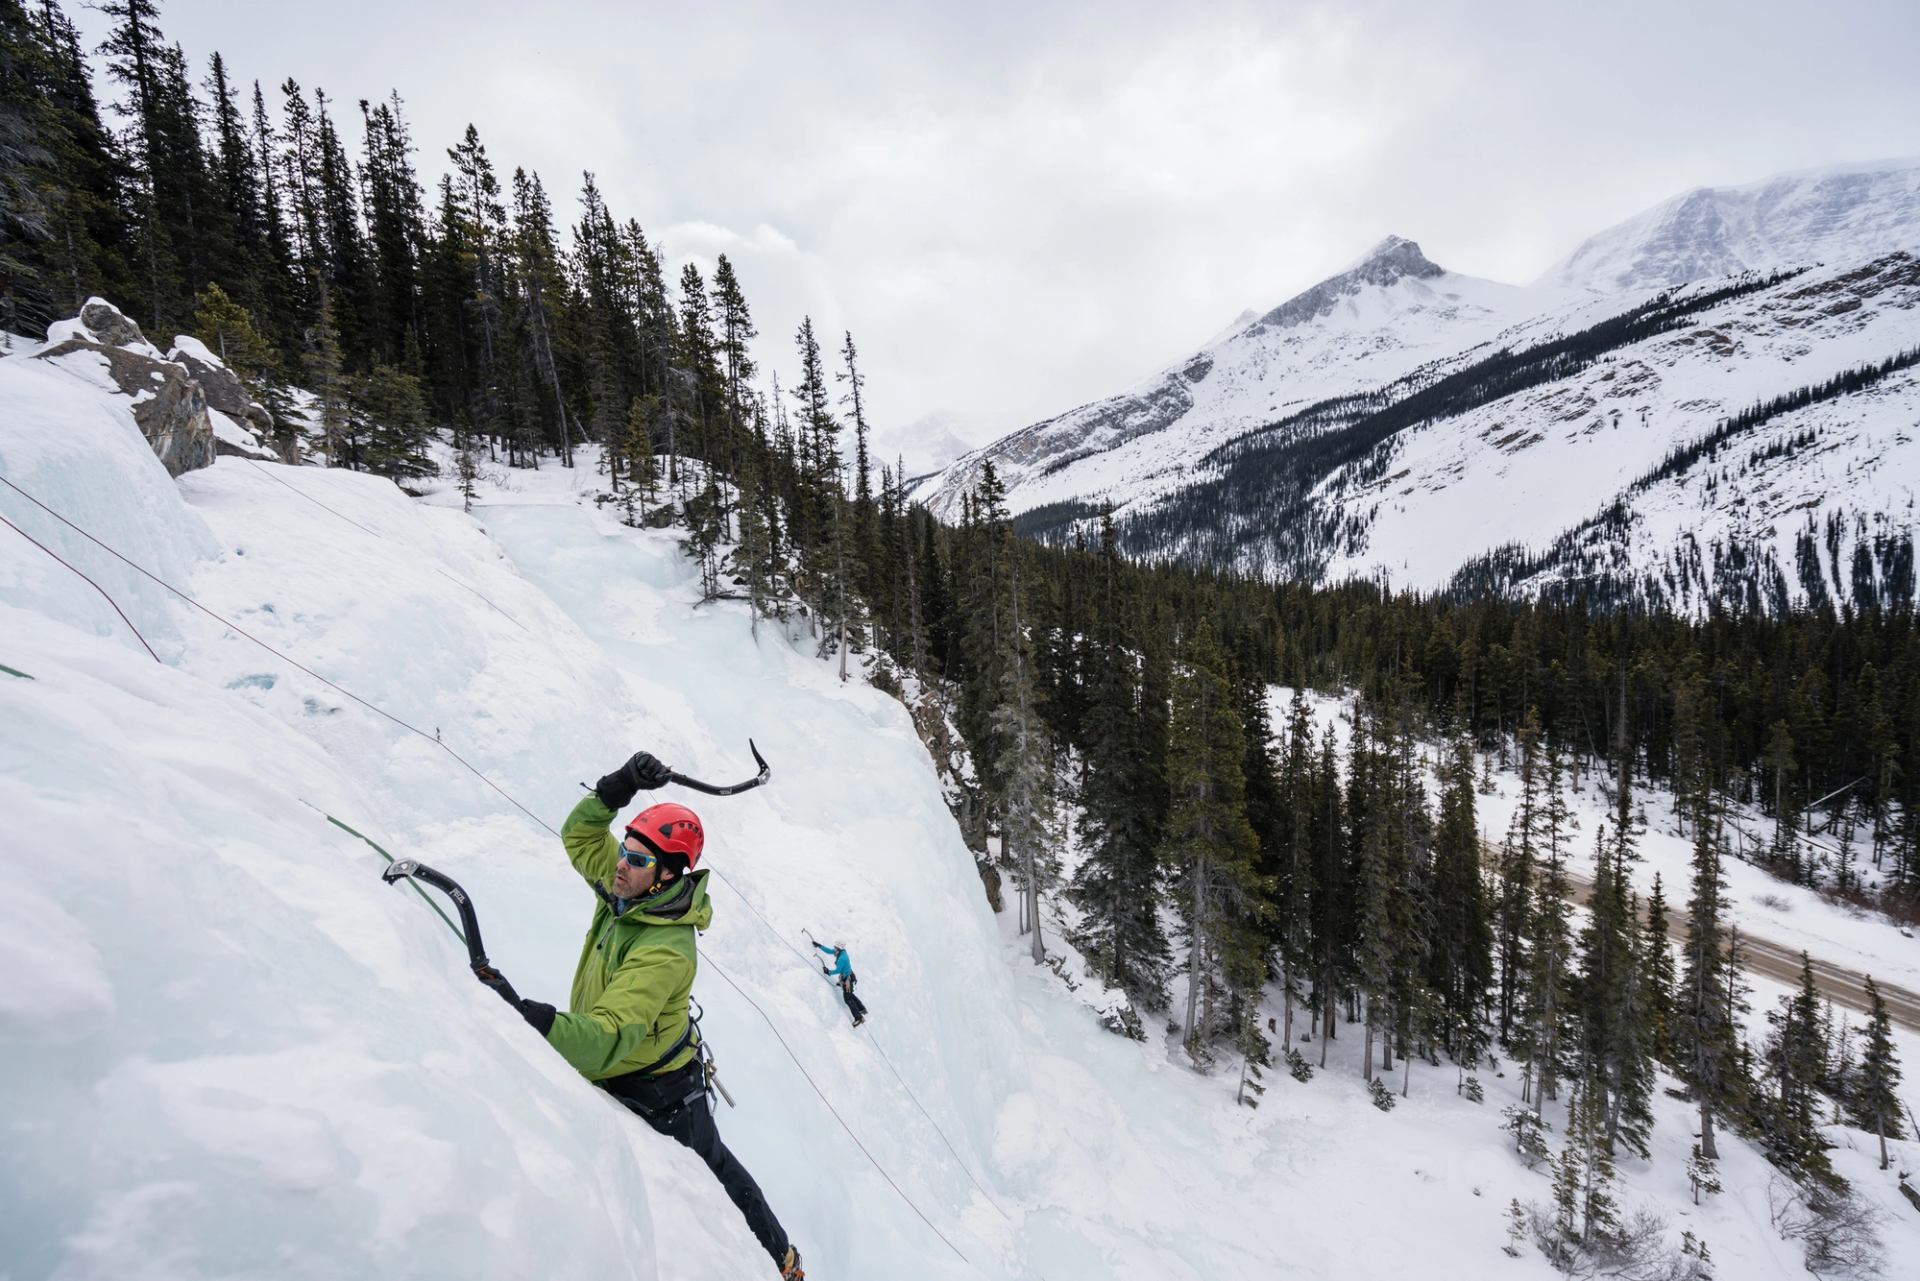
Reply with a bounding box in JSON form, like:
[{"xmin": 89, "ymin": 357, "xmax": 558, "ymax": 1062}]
[
  {"xmin": 380, "ymin": 858, "xmax": 494, "ymax": 975},
  {"xmin": 666, "ymin": 739, "xmax": 771, "ymax": 797},
  {"xmin": 585, "ymin": 740, "xmax": 772, "ymax": 802}
]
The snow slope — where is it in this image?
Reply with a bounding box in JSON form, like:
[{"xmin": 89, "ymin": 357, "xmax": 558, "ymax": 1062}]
[
  {"xmin": 1546, "ymin": 157, "xmax": 1920, "ymax": 295},
  {"xmin": 1325, "ymin": 250, "xmax": 1920, "ymax": 597},
  {"xmin": 4, "ymin": 326, "xmax": 1918, "ymax": 1279},
  {"xmin": 915, "ymin": 237, "xmax": 1552, "ymax": 524}
]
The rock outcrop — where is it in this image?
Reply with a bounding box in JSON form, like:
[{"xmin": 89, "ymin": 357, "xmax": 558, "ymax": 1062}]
[
  {"xmin": 171, "ymin": 345, "xmax": 276, "ymax": 439},
  {"xmin": 77, "ymin": 298, "xmax": 150, "ymax": 350},
  {"xmin": 36, "ymin": 301, "xmax": 218, "ymax": 476}
]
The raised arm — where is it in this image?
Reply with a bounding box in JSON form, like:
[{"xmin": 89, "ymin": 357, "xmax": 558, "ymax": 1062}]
[
  {"xmin": 561, "ymin": 793, "xmax": 621, "ymax": 886},
  {"xmin": 562, "ymin": 750, "xmax": 675, "ymax": 884}
]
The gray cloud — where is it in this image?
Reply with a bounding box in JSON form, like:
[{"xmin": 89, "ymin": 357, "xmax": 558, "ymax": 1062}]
[{"xmin": 95, "ymin": 0, "xmax": 1920, "ymax": 445}]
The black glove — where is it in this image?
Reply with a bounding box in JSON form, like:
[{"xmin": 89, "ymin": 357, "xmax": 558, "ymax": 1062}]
[
  {"xmin": 594, "ymin": 750, "xmax": 673, "ymax": 810},
  {"xmin": 476, "ymin": 966, "xmax": 557, "ymax": 1036}
]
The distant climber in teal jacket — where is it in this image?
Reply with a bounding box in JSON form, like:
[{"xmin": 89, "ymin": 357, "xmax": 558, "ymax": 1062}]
[{"xmin": 814, "ymin": 939, "xmax": 869, "ymax": 1027}]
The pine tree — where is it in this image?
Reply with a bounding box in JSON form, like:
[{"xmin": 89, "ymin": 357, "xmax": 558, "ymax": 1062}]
[
  {"xmin": 247, "ymin": 79, "xmax": 295, "ymax": 345},
  {"xmin": 993, "ymin": 559, "xmax": 1057, "ymax": 965},
  {"xmin": 1272, "ymin": 687, "xmax": 1318, "ymax": 1053},
  {"xmin": 1849, "ymin": 976, "xmax": 1903, "ymax": 1170},
  {"xmin": 676, "ymin": 260, "xmax": 722, "ymax": 473},
  {"xmin": 1570, "ymin": 1076, "xmax": 1620, "ymax": 1243},
  {"xmin": 1069, "ymin": 508, "xmax": 1169, "ymax": 1011},
  {"xmin": 1644, "ymin": 871, "xmax": 1677, "ymax": 1063},
  {"xmin": 839, "ymin": 329, "xmax": 878, "ymax": 604},
  {"xmin": 202, "ymin": 52, "xmax": 262, "ymax": 290},
  {"xmin": 1310, "ymin": 722, "xmax": 1350, "ymax": 1068},
  {"xmin": 353, "ymin": 363, "xmax": 431, "ymax": 479},
  {"xmin": 710, "ymin": 253, "xmax": 756, "ymax": 529},
  {"xmin": 304, "ymin": 286, "xmax": 348, "ymax": 463},
  {"xmin": 1496, "ymin": 711, "xmax": 1543, "ymax": 1043},
  {"xmin": 508, "ymin": 166, "xmax": 574, "ymax": 465},
  {"xmin": 1349, "ymin": 695, "xmax": 1424, "ymax": 1083},
  {"xmin": 2, "ymin": 1, "xmax": 129, "ymax": 330},
  {"xmin": 1429, "ymin": 729, "xmax": 1491, "ymax": 1065},
  {"xmin": 1677, "ymin": 799, "xmax": 1743, "ymax": 1161},
  {"xmin": 1686, "ymin": 1143, "xmax": 1722, "ymax": 1204},
  {"xmin": 97, "ymin": 0, "xmax": 192, "ymax": 329},
  {"xmin": 308, "ymin": 87, "xmax": 370, "ymax": 363},
  {"xmin": 1518, "ymin": 737, "xmax": 1574, "ymax": 1111},
  {"xmin": 191, "ymin": 280, "xmax": 274, "ymax": 377},
  {"xmin": 358, "ymin": 92, "xmax": 425, "ymax": 369},
  {"xmin": 1162, "ymin": 616, "xmax": 1262, "ymax": 1065},
  {"xmin": 1762, "ymin": 952, "xmax": 1832, "ymax": 1179},
  {"xmin": 1576, "ymin": 750, "xmax": 1656, "ymax": 1159},
  {"xmin": 789, "ymin": 316, "xmax": 843, "ymax": 629},
  {"xmin": 1767, "ymin": 719, "xmax": 1803, "ymax": 882}
]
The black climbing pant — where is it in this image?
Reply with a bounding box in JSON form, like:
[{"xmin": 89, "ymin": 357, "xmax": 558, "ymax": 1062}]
[
  {"xmin": 839, "ymin": 976, "xmax": 868, "ymax": 1024},
  {"xmin": 604, "ymin": 1061, "xmax": 791, "ymax": 1268}
]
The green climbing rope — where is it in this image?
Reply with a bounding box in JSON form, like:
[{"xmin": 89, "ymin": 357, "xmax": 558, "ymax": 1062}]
[{"xmin": 321, "ymin": 810, "xmax": 467, "ymax": 945}]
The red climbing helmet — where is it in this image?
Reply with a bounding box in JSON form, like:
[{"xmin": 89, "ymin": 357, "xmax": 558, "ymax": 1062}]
[{"xmin": 625, "ymin": 802, "xmax": 706, "ymax": 868}]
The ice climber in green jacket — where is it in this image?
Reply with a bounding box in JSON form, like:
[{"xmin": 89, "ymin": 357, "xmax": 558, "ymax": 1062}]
[{"xmin": 478, "ymin": 749, "xmax": 805, "ymax": 1280}]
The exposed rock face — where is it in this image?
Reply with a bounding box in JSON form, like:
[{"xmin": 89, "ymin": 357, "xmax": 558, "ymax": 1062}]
[
  {"xmin": 172, "ymin": 346, "xmax": 276, "ymax": 439},
  {"xmin": 36, "ymin": 339, "xmax": 217, "ymax": 476},
  {"xmin": 77, "ymin": 299, "xmax": 149, "ymax": 349},
  {"xmin": 1244, "ymin": 236, "xmax": 1445, "ymax": 334}
]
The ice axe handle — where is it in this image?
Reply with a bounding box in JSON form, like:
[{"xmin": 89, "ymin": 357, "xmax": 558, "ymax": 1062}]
[
  {"xmin": 378, "ymin": 858, "xmax": 490, "ymax": 971},
  {"xmin": 666, "ymin": 739, "xmax": 771, "ymax": 796}
]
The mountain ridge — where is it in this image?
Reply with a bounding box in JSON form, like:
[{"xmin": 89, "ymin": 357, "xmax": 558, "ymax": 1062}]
[{"xmin": 919, "ymin": 157, "xmax": 1920, "ymax": 612}]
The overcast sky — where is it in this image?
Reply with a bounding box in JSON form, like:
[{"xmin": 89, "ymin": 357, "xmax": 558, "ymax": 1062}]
[{"xmin": 79, "ymin": 0, "xmax": 1920, "ymax": 452}]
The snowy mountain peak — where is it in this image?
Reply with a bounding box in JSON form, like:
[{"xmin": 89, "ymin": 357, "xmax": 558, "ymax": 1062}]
[
  {"xmin": 1247, "ymin": 234, "xmax": 1446, "ymax": 333},
  {"xmin": 1544, "ymin": 155, "xmax": 1920, "ymax": 293},
  {"xmin": 1346, "ymin": 234, "xmax": 1442, "ymax": 277}
]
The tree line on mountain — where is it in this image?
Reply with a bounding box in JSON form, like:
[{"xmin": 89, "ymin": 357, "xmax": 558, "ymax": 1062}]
[
  {"xmin": 1085, "ymin": 269, "xmax": 1803, "ymax": 582},
  {"xmin": 1632, "ymin": 344, "xmax": 1920, "ymax": 494},
  {"xmin": 1458, "ymin": 346, "xmax": 1920, "ymax": 614}
]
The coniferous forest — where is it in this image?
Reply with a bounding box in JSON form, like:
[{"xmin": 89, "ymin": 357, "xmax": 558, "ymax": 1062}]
[{"xmin": 2, "ymin": 1, "xmax": 1910, "ymax": 1267}]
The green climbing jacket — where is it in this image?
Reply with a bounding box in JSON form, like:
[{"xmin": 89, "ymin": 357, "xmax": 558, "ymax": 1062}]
[{"xmin": 547, "ymin": 793, "xmax": 713, "ymax": 1081}]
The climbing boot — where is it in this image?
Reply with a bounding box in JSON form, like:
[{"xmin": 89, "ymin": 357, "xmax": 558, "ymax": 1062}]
[{"xmin": 780, "ymin": 1245, "xmax": 805, "ymax": 1278}]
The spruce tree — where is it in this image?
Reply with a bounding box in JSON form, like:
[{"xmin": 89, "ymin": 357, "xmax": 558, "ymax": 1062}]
[
  {"xmin": 191, "ymin": 280, "xmax": 274, "ymax": 377},
  {"xmin": 1677, "ymin": 799, "xmax": 1743, "ymax": 1160},
  {"xmin": 839, "ymin": 329, "xmax": 878, "ymax": 602},
  {"xmin": 710, "ymin": 254, "xmax": 756, "ymax": 522},
  {"xmin": 1644, "ymin": 871, "xmax": 1676, "ymax": 1064},
  {"xmin": 508, "ymin": 166, "xmax": 573, "ymax": 465},
  {"xmin": 1762, "ymin": 952, "xmax": 1832, "ymax": 1179},
  {"xmin": 1162, "ymin": 616, "xmax": 1262, "ymax": 1065},
  {"xmin": 1519, "ymin": 738, "xmax": 1574, "ymax": 1112},
  {"xmin": 3, "ymin": 1, "xmax": 129, "ymax": 329},
  {"xmin": 358, "ymin": 92, "xmax": 425, "ymax": 369},
  {"xmin": 1496, "ymin": 710, "xmax": 1543, "ymax": 1043},
  {"xmin": 1272, "ymin": 687, "xmax": 1318, "ymax": 1052},
  {"xmin": 1069, "ymin": 509, "xmax": 1169, "ymax": 1011},
  {"xmin": 994, "ymin": 567, "xmax": 1058, "ymax": 966},
  {"xmin": 353, "ymin": 363, "xmax": 431, "ymax": 478},
  {"xmin": 1429, "ymin": 729, "xmax": 1491, "ymax": 1065},
  {"xmin": 1310, "ymin": 723, "xmax": 1350, "ymax": 1068},
  {"xmin": 1849, "ymin": 977, "xmax": 1903, "ymax": 1170}
]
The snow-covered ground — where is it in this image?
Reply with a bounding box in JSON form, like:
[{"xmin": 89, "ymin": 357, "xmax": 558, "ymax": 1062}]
[{"xmin": 4, "ymin": 334, "xmax": 1917, "ymax": 1279}]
